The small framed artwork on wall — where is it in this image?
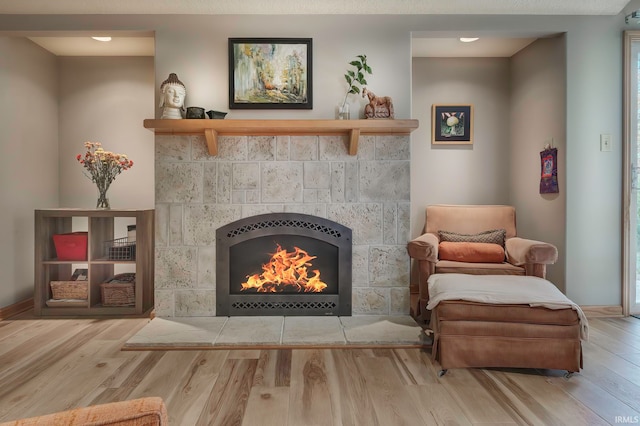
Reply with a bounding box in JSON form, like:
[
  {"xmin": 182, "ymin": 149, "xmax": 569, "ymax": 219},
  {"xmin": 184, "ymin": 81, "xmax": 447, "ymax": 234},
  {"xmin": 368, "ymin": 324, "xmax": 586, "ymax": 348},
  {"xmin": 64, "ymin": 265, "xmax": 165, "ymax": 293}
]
[
  {"xmin": 229, "ymin": 37, "xmax": 312, "ymax": 109},
  {"xmin": 432, "ymin": 104, "xmax": 473, "ymax": 145}
]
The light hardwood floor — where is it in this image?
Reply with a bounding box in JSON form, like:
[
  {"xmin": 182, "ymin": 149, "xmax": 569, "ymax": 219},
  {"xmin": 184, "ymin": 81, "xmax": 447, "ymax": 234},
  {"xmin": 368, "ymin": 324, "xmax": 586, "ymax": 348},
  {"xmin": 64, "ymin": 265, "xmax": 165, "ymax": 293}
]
[{"xmin": 0, "ymin": 313, "xmax": 639, "ymax": 425}]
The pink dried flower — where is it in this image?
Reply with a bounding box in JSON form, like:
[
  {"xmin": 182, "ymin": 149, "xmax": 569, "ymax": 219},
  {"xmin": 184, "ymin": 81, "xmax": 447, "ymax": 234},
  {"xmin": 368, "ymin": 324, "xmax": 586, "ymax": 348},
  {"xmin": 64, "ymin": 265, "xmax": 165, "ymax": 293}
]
[{"xmin": 76, "ymin": 141, "xmax": 134, "ymax": 196}]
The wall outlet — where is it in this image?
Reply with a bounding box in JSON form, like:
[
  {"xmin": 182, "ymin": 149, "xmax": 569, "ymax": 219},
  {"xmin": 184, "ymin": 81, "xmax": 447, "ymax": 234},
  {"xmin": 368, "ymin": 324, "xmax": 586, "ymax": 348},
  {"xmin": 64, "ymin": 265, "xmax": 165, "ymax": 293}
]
[{"xmin": 601, "ymin": 134, "xmax": 612, "ymax": 152}]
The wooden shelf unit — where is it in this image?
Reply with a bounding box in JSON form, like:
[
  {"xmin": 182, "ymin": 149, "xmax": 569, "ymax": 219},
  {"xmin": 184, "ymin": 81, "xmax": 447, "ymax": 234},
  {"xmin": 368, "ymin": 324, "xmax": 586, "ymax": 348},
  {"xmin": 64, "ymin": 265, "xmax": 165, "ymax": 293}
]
[
  {"xmin": 34, "ymin": 209, "xmax": 154, "ymax": 316},
  {"xmin": 144, "ymin": 118, "xmax": 419, "ymax": 156}
]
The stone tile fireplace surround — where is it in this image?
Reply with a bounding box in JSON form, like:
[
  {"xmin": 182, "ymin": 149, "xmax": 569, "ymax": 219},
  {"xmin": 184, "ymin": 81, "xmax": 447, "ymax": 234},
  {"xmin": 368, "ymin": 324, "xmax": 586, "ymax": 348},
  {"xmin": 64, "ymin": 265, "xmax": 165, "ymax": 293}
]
[{"xmin": 153, "ymin": 133, "xmax": 410, "ymax": 317}]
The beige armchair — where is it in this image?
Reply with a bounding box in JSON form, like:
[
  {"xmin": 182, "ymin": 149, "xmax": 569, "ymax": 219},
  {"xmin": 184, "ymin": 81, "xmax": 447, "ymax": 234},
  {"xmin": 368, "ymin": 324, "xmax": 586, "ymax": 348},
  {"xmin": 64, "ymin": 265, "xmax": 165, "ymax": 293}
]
[{"xmin": 407, "ymin": 205, "xmax": 558, "ymax": 321}]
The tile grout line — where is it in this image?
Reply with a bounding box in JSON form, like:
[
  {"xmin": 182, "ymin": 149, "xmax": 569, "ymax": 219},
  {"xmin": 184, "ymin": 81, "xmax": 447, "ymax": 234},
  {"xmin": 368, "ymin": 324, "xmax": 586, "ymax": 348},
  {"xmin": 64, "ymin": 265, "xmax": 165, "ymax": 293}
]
[
  {"xmin": 339, "ymin": 316, "xmax": 349, "ymax": 344},
  {"xmin": 279, "ymin": 316, "xmax": 285, "ymax": 345},
  {"xmin": 212, "ymin": 316, "xmax": 229, "ymax": 346}
]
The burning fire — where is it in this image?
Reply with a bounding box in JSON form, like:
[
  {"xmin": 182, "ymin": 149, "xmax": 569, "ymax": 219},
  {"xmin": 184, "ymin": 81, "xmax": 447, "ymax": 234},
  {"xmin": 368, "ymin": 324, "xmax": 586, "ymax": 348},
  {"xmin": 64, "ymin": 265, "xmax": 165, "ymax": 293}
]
[{"xmin": 241, "ymin": 244, "xmax": 328, "ymax": 293}]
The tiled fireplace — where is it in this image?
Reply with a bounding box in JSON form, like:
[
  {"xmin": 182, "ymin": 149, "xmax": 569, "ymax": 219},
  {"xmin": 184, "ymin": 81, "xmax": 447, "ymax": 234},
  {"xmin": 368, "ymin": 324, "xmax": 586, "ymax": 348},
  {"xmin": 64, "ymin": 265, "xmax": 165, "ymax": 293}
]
[{"xmin": 153, "ymin": 133, "xmax": 410, "ymax": 317}]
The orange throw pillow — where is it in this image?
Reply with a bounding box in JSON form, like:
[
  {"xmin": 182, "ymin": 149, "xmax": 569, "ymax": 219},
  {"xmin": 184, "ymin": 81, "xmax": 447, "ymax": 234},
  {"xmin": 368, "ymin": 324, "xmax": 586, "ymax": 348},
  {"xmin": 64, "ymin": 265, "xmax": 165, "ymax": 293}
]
[{"xmin": 438, "ymin": 241, "xmax": 505, "ymax": 263}]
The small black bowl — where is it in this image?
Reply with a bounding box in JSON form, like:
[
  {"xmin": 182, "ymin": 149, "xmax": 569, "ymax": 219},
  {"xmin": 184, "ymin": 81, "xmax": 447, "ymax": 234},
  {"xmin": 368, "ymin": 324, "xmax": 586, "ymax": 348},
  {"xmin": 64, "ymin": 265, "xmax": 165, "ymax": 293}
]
[
  {"xmin": 206, "ymin": 110, "xmax": 228, "ymax": 119},
  {"xmin": 186, "ymin": 106, "xmax": 206, "ymax": 119}
]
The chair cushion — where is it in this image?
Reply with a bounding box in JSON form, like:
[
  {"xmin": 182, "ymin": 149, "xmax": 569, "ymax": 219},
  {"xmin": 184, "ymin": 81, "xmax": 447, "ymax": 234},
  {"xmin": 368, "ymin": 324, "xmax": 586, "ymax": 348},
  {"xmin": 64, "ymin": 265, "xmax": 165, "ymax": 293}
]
[
  {"xmin": 438, "ymin": 241, "xmax": 505, "ymax": 263},
  {"xmin": 425, "ymin": 205, "xmax": 517, "ymax": 239},
  {"xmin": 438, "ymin": 228, "xmax": 506, "ymax": 247},
  {"xmin": 436, "ymin": 260, "xmax": 524, "ymax": 275},
  {"xmin": 0, "ymin": 397, "xmax": 169, "ymax": 425}
]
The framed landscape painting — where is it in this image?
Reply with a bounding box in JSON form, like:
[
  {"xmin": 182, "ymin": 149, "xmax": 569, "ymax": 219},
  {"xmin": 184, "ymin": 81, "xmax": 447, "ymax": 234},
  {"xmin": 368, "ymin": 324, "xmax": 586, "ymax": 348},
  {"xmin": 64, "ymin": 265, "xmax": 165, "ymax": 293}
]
[
  {"xmin": 432, "ymin": 104, "xmax": 473, "ymax": 145},
  {"xmin": 229, "ymin": 38, "xmax": 312, "ymax": 109}
]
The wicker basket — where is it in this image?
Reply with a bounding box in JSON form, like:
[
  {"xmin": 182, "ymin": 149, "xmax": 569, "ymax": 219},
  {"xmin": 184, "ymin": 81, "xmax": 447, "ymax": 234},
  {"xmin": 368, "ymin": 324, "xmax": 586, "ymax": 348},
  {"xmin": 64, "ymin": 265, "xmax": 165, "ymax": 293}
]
[
  {"xmin": 50, "ymin": 281, "xmax": 88, "ymax": 300},
  {"xmin": 101, "ymin": 282, "xmax": 135, "ymax": 306}
]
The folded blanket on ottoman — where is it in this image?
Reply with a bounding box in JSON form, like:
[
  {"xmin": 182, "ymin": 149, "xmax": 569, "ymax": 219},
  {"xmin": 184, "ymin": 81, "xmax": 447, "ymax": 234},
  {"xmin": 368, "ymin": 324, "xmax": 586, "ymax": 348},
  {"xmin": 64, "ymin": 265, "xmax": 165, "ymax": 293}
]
[{"xmin": 426, "ymin": 273, "xmax": 589, "ymax": 340}]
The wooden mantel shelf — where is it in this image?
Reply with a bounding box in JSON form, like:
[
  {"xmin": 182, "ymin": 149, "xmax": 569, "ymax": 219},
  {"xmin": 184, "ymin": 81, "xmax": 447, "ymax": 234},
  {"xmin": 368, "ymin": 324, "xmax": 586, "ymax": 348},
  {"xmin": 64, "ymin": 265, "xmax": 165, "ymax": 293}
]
[{"xmin": 143, "ymin": 118, "xmax": 419, "ymax": 156}]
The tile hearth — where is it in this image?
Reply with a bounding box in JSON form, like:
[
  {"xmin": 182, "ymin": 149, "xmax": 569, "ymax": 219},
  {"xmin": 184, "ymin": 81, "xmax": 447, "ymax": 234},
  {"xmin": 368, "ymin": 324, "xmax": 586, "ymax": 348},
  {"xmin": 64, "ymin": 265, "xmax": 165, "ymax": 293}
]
[{"xmin": 123, "ymin": 315, "xmax": 429, "ymax": 350}]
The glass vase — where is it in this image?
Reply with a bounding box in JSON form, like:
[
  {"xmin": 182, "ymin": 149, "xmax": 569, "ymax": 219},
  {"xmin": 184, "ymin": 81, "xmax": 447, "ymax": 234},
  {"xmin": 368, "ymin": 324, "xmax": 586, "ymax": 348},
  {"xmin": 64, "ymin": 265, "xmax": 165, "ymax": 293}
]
[
  {"xmin": 338, "ymin": 103, "xmax": 350, "ymax": 120},
  {"xmin": 96, "ymin": 186, "xmax": 111, "ymax": 209}
]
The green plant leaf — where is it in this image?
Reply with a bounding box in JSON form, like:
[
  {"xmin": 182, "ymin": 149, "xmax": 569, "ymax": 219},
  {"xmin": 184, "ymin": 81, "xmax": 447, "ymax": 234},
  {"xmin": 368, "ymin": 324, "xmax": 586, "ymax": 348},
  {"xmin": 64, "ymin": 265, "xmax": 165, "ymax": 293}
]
[{"xmin": 342, "ymin": 54, "xmax": 372, "ymax": 105}]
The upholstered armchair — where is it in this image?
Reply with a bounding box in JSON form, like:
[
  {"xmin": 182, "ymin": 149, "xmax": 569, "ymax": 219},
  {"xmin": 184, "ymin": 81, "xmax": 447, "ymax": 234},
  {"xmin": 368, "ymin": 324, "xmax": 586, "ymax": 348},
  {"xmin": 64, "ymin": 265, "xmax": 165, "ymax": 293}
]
[
  {"xmin": 0, "ymin": 397, "xmax": 168, "ymax": 425},
  {"xmin": 407, "ymin": 205, "xmax": 558, "ymax": 321}
]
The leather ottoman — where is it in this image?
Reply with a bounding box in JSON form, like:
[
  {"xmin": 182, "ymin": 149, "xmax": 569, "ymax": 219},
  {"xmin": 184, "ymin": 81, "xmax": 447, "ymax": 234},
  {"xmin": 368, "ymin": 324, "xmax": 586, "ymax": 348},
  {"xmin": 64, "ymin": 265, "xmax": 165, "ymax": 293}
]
[
  {"xmin": 426, "ymin": 274, "xmax": 586, "ymax": 376},
  {"xmin": 431, "ymin": 300, "xmax": 583, "ymax": 375}
]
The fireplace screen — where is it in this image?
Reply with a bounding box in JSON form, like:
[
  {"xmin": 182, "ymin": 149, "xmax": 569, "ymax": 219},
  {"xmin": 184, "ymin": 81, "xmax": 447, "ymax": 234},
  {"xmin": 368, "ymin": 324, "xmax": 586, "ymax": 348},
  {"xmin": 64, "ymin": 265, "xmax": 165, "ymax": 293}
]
[{"xmin": 217, "ymin": 213, "xmax": 352, "ymax": 316}]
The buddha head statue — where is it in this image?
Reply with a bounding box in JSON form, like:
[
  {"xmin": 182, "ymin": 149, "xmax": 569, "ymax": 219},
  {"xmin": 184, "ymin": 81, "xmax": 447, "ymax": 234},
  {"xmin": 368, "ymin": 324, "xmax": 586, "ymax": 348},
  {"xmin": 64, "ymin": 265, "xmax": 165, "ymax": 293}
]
[{"xmin": 159, "ymin": 73, "xmax": 186, "ymax": 119}]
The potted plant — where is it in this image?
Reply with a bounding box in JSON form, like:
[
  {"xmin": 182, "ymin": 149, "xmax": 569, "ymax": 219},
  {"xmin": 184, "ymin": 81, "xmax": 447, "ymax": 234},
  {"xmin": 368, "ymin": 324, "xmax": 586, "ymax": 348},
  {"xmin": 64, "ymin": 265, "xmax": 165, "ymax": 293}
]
[{"xmin": 339, "ymin": 55, "xmax": 372, "ymax": 119}]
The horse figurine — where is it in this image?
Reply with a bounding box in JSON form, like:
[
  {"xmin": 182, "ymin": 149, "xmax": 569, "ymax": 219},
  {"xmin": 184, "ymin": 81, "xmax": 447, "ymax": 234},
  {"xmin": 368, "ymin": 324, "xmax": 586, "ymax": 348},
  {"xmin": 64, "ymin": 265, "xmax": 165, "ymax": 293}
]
[{"xmin": 362, "ymin": 88, "xmax": 394, "ymax": 119}]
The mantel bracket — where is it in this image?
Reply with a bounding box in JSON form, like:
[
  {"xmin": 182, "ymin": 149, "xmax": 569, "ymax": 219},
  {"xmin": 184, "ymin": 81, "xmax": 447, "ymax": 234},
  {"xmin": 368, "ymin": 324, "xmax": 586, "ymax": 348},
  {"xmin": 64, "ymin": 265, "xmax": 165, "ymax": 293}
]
[
  {"xmin": 204, "ymin": 129, "xmax": 218, "ymax": 156},
  {"xmin": 348, "ymin": 129, "xmax": 360, "ymax": 156}
]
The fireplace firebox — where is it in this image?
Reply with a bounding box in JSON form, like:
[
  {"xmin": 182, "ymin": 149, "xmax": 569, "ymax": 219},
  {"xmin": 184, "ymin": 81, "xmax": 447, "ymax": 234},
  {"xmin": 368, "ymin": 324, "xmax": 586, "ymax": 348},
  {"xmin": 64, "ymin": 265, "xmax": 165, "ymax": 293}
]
[{"xmin": 216, "ymin": 213, "xmax": 352, "ymax": 316}]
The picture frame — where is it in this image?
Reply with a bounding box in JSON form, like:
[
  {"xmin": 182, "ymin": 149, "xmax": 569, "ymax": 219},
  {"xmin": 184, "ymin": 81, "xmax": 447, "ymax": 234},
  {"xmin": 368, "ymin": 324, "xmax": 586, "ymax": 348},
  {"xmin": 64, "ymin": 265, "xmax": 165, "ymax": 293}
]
[
  {"xmin": 432, "ymin": 104, "xmax": 473, "ymax": 145},
  {"xmin": 228, "ymin": 38, "xmax": 312, "ymax": 109}
]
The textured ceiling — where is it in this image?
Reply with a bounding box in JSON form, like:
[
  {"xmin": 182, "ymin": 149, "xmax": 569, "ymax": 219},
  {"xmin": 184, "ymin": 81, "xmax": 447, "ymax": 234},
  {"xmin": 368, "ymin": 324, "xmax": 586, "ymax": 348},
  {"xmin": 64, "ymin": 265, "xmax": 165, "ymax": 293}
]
[
  {"xmin": 6, "ymin": 0, "xmax": 633, "ymax": 57},
  {"xmin": 412, "ymin": 38, "xmax": 537, "ymax": 58},
  {"xmin": 0, "ymin": 0, "xmax": 632, "ymax": 15},
  {"xmin": 28, "ymin": 36, "xmax": 154, "ymax": 56},
  {"xmin": 28, "ymin": 35, "xmax": 536, "ymax": 58}
]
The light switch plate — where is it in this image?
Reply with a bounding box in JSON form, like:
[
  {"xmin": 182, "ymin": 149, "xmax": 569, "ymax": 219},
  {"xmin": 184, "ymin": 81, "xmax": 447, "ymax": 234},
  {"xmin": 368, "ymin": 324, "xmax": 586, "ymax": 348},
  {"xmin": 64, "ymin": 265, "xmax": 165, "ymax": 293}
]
[{"xmin": 601, "ymin": 134, "xmax": 612, "ymax": 152}]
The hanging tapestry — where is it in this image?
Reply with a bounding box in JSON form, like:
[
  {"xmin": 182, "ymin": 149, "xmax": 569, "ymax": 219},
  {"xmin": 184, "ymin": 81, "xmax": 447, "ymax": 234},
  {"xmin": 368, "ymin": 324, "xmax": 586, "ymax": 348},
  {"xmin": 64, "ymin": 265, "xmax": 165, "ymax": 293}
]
[{"xmin": 540, "ymin": 148, "xmax": 559, "ymax": 194}]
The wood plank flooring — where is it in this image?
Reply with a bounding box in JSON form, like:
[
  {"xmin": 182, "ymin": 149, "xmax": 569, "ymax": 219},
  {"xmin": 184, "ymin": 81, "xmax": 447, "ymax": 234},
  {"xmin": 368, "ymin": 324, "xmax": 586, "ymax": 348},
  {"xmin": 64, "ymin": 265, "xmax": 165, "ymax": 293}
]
[{"xmin": 0, "ymin": 313, "xmax": 639, "ymax": 425}]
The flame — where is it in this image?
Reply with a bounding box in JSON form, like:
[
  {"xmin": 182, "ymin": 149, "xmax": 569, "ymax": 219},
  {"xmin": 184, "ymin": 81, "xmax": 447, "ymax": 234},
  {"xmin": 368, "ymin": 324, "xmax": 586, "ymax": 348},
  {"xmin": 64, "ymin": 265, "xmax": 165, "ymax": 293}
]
[{"xmin": 241, "ymin": 244, "xmax": 328, "ymax": 293}]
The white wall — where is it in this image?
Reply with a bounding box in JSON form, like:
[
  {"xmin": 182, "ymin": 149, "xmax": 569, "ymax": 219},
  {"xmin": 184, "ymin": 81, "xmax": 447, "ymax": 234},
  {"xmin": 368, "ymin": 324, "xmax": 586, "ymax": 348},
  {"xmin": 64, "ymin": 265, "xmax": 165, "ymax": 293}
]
[
  {"xmin": 0, "ymin": 37, "xmax": 58, "ymax": 307},
  {"xmin": 152, "ymin": 15, "xmax": 411, "ymax": 121},
  {"xmin": 0, "ymin": 12, "xmax": 630, "ymax": 308},
  {"xmin": 566, "ymin": 18, "xmax": 624, "ymax": 305},
  {"xmin": 510, "ymin": 36, "xmax": 567, "ymax": 291},
  {"xmin": 58, "ymin": 57, "xmax": 155, "ymax": 210},
  {"xmin": 407, "ymin": 15, "xmax": 624, "ymax": 306},
  {"xmin": 410, "ymin": 57, "xmax": 512, "ymax": 237}
]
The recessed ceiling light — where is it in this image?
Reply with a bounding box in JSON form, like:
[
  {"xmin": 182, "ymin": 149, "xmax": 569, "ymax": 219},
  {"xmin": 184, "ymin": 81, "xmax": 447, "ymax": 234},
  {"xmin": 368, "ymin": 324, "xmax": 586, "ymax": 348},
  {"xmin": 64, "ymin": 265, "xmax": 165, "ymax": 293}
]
[
  {"xmin": 459, "ymin": 37, "xmax": 479, "ymax": 43},
  {"xmin": 91, "ymin": 36, "xmax": 112, "ymax": 42}
]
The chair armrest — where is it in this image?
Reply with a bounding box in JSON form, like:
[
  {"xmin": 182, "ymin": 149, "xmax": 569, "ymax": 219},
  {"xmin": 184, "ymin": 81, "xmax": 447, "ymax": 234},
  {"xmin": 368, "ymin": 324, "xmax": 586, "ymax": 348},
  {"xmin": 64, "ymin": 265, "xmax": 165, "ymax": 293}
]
[
  {"xmin": 506, "ymin": 237, "xmax": 558, "ymax": 266},
  {"xmin": 407, "ymin": 232, "xmax": 439, "ymax": 262}
]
